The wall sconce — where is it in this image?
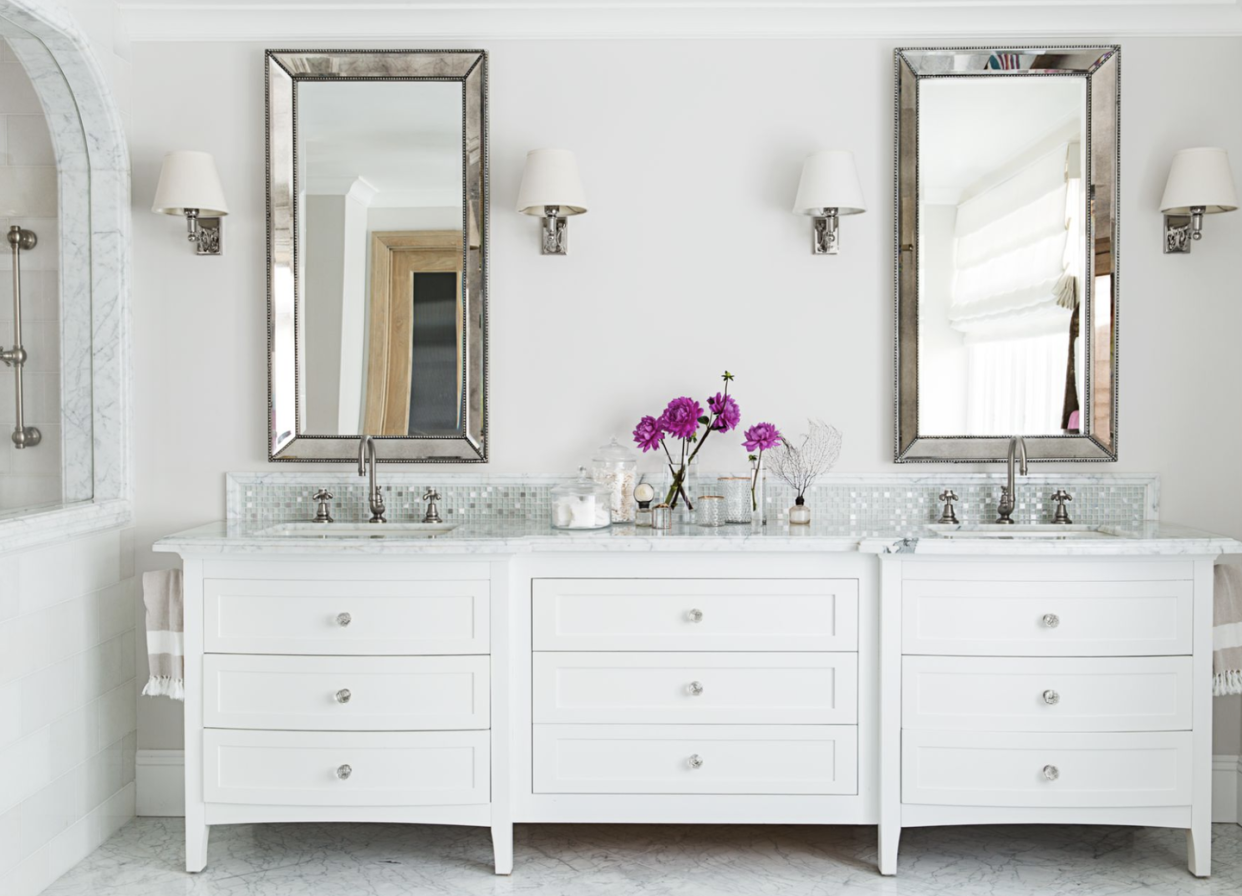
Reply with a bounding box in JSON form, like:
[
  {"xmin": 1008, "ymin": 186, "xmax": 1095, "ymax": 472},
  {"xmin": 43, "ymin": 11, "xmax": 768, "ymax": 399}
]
[
  {"xmin": 516, "ymin": 149, "xmax": 588, "ymax": 255},
  {"xmin": 151, "ymin": 151, "xmax": 230, "ymax": 256},
  {"xmin": 1160, "ymin": 147, "xmax": 1237, "ymax": 254},
  {"xmin": 792, "ymin": 150, "xmax": 866, "ymax": 255}
]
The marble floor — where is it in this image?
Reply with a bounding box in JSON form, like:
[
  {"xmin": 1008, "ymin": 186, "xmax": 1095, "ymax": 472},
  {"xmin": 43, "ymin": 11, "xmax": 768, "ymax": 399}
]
[{"xmin": 39, "ymin": 817, "xmax": 1242, "ymax": 896}]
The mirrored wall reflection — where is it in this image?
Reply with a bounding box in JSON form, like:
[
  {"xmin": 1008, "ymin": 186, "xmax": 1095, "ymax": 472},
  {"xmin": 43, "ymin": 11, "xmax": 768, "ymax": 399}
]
[
  {"xmin": 917, "ymin": 77, "xmax": 1088, "ymax": 438},
  {"xmin": 298, "ymin": 79, "xmax": 465, "ymax": 438},
  {"xmin": 0, "ymin": 17, "xmax": 88, "ymax": 515}
]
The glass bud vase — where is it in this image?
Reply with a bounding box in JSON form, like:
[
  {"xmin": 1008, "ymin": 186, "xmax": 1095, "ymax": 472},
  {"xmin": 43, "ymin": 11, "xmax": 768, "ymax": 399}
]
[
  {"xmin": 749, "ymin": 456, "xmax": 766, "ymax": 527},
  {"xmin": 789, "ymin": 495, "xmax": 811, "ymax": 526}
]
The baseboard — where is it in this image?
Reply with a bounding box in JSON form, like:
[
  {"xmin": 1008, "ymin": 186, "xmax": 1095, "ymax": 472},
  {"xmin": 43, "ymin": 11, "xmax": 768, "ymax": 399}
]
[
  {"xmin": 136, "ymin": 749, "xmax": 185, "ymax": 817},
  {"xmin": 138, "ymin": 748, "xmax": 1242, "ymax": 825}
]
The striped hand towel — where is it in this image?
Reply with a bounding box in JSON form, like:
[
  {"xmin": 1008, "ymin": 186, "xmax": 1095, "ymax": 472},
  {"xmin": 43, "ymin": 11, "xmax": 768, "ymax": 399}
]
[
  {"xmin": 142, "ymin": 569, "xmax": 185, "ymax": 701},
  {"xmin": 1214, "ymin": 563, "xmax": 1242, "ymax": 696}
]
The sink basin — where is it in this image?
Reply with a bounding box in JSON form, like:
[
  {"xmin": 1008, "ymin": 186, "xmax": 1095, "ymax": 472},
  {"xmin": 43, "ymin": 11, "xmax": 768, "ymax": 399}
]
[
  {"xmin": 926, "ymin": 524, "xmax": 1116, "ymax": 540},
  {"xmin": 259, "ymin": 521, "xmax": 459, "ymax": 538}
]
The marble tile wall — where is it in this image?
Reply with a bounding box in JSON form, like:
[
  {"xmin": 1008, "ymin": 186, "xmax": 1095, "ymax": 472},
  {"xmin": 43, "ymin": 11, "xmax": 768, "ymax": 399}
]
[{"xmin": 0, "ymin": 36, "xmax": 60, "ymax": 513}]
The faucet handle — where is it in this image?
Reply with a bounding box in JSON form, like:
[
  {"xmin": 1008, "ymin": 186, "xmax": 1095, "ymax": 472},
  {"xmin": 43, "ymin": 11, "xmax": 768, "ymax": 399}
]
[
  {"xmin": 313, "ymin": 488, "xmax": 333, "ymax": 502},
  {"xmin": 312, "ymin": 488, "xmax": 335, "ymax": 524},
  {"xmin": 938, "ymin": 489, "xmax": 959, "ymax": 524},
  {"xmin": 422, "ymin": 488, "xmax": 440, "ymax": 502},
  {"xmin": 1051, "ymin": 489, "xmax": 1073, "ymax": 525}
]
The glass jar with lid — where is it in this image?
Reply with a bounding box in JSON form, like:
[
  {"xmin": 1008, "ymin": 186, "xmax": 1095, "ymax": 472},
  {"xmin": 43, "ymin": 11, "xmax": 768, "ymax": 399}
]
[
  {"xmin": 551, "ymin": 466, "xmax": 613, "ymax": 530},
  {"xmin": 591, "ymin": 436, "xmax": 638, "ymax": 523}
]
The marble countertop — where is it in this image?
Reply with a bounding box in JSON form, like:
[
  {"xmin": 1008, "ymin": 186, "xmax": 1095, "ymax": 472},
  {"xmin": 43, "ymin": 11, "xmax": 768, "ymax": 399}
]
[{"xmin": 154, "ymin": 519, "xmax": 1242, "ymax": 557}]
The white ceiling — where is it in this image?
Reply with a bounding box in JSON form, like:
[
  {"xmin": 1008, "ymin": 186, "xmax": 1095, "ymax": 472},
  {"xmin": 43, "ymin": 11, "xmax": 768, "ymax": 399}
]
[
  {"xmin": 299, "ymin": 80, "xmax": 462, "ymax": 208},
  {"xmin": 114, "ymin": 1, "xmax": 1242, "ymax": 41},
  {"xmin": 920, "ymin": 78, "xmax": 1084, "ymax": 204}
]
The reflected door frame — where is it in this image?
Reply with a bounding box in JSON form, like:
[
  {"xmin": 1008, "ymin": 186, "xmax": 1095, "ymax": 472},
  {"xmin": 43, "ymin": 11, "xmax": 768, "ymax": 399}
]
[{"xmin": 363, "ymin": 230, "xmax": 463, "ymax": 436}]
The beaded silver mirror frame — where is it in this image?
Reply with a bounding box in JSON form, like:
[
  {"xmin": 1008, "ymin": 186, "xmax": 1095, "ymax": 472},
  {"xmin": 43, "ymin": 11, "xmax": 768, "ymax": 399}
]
[
  {"xmin": 894, "ymin": 46, "xmax": 1120, "ymax": 463},
  {"xmin": 265, "ymin": 49, "xmax": 489, "ymax": 462}
]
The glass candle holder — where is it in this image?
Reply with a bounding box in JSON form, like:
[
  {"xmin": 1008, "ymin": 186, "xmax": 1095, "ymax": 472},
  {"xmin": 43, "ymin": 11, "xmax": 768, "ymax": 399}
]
[
  {"xmin": 696, "ymin": 495, "xmax": 726, "ymax": 527},
  {"xmin": 651, "ymin": 503, "xmax": 673, "ymax": 530},
  {"xmin": 720, "ymin": 476, "xmax": 752, "ymax": 524}
]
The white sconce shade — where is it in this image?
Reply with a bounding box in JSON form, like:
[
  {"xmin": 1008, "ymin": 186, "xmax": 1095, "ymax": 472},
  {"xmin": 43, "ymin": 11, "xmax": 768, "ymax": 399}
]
[
  {"xmin": 793, "ymin": 150, "xmax": 866, "ymax": 216},
  {"xmin": 152, "ymin": 151, "xmax": 229, "ymax": 217},
  {"xmin": 1159, "ymin": 147, "xmax": 1237, "ymax": 254},
  {"xmin": 792, "ymin": 150, "xmax": 866, "ymax": 255},
  {"xmin": 516, "ymin": 149, "xmax": 587, "ymax": 215},
  {"xmin": 152, "ymin": 151, "xmax": 228, "ymax": 256},
  {"xmin": 516, "ymin": 148, "xmax": 587, "ymax": 255},
  {"xmin": 1160, "ymin": 147, "xmax": 1238, "ymax": 215}
]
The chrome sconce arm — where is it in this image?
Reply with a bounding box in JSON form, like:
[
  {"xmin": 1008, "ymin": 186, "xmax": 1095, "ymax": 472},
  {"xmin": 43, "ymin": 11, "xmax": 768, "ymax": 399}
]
[{"xmin": 1, "ymin": 225, "xmax": 40, "ymax": 449}]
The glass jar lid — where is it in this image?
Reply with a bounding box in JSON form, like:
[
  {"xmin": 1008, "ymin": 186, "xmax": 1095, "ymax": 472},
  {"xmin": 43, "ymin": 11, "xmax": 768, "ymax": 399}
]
[
  {"xmin": 552, "ymin": 466, "xmax": 611, "ymax": 499},
  {"xmin": 593, "ymin": 436, "xmax": 636, "ymax": 464}
]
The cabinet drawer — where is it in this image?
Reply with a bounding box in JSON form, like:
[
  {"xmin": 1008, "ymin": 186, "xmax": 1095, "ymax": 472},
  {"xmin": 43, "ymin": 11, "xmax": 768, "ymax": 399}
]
[
  {"xmin": 203, "ymin": 730, "xmax": 489, "ymax": 807},
  {"xmin": 204, "ymin": 578, "xmax": 488, "ymax": 655},
  {"xmin": 533, "ymin": 652, "xmax": 857, "ymax": 724},
  {"xmin": 204, "ymin": 655, "xmax": 489, "ymax": 731},
  {"xmin": 532, "ymin": 579, "xmax": 857, "ymax": 651},
  {"xmin": 902, "ymin": 730, "xmax": 1192, "ymax": 808},
  {"xmin": 534, "ymin": 724, "xmax": 857, "ymax": 795},
  {"xmin": 902, "ymin": 580, "xmax": 1192, "ymax": 656},
  {"xmin": 902, "ymin": 656, "xmax": 1192, "ymax": 732}
]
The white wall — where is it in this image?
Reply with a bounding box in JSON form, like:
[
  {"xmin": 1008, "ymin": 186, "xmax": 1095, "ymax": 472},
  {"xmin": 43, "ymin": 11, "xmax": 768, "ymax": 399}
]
[{"xmin": 129, "ymin": 38, "xmax": 1242, "ymax": 755}]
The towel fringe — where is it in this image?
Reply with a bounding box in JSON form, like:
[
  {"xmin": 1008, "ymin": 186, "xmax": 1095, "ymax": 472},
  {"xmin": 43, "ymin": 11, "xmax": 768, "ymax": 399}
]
[
  {"xmin": 142, "ymin": 675, "xmax": 185, "ymax": 701},
  {"xmin": 1213, "ymin": 669, "xmax": 1242, "ymax": 697}
]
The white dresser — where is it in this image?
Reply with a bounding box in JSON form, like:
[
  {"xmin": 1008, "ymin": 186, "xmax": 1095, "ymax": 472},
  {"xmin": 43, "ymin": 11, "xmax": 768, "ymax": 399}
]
[
  {"xmin": 180, "ymin": 556, "xmax": 513, "ymax": 874},
  {"xmin": 877, "ymin": 554, "xmax": 1215, "ymax": 877}
]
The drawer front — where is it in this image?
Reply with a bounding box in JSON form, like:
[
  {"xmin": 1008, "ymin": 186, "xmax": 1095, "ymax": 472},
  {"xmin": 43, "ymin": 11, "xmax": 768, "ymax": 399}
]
[
  {"xmin": 902, "ymin": 656, "xmax": 1192, "ymax": 733},
  {"xmin": 534, "ymin": 724, "xmax": 857, "ymax": 795},
  {"xmin": 204, "ymin": 579, "xmax": 488, "ymax": 655},
  {"xmin": 204, "ymin": 655, "xmax": 489, "ymax": 731},
  {"xmin": 902, "ymin": 730, "xmax": 1192, "ymax": 808},
  {"xmin": 532, "ymin": 579, "xmax": 858, "ymax": 651},
  {"xmin": 902, "ymin": 580, "xmax": 1192, "ymax": 656},
  {"xmin": 534, "ymin": 652, "xmax": 857, "ymax": 725},
  {"xmin": 203, "ymin": 730, "xmax": 489, "ymax": 806}
]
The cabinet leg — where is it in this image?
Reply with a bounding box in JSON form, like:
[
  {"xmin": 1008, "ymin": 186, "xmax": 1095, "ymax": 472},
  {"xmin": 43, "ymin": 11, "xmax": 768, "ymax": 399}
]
[
  {"xmin": 185, "ymin": 819, "xmax": 209, "ymax": 873},
  {"xmin": 878, "ymin": 824, "xmax": 900, "ymax": 876},
  {"xmin": 1187, "ymin": 825, "xmax": 1210, "ymax": 878},
  {"xmin": 492, "ymin": 821, "xmax": 513, "ymax": 875}
]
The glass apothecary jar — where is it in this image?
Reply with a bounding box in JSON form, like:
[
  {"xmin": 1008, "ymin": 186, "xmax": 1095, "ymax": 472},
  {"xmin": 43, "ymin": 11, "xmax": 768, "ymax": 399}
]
[
  {"xmin": 591, "ymin": 436, "xmax": 637, "ymax": 523},
  {"xmin": 551, "ymin": 466, "xmax": 612, "ymax": 530}
]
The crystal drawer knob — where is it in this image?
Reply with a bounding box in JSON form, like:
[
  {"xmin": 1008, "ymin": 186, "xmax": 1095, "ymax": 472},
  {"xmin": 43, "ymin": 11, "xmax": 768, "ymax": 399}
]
[
  {"xmin": 336, "ymin": 612, "xmax": 352, "ymax": 627},
  {"xmin": 1042, "ymin": 764, "xmax": 1059, "ymax": 781},
  {"xmin": 335, "ymin": 688, "xmax": 352, "ymax": 704},
  {"xmin": 1042, "ymin": 689, "xmax": 1060, "ymax": 706},
  {"xmin": 1042, "ymin": 613, "xmax": 1060, "ymax": 628},
  {"xmin": 688, "ymin": 681, "xmax": 704, "ymax": 697},
  {"xmin": 687, "ymin": 609, "xmax": 703, "ymax": 623},
  {"xmin": 688, "ymin": 754, "xmax": 704, "ymax": 769},
  {"xmin": 336, "ymin": 764, "xmax": 352, "ymax": 780}
]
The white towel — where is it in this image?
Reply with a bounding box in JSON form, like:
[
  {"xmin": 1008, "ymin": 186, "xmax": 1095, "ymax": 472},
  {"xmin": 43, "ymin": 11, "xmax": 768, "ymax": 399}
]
[
  {"xmin": 1213, "ymin": 563, "xmax": 1242, "ymax": 696},
  {"xmin": 142, "ymin": 569, "xmax": 185, "ymax": 701}
]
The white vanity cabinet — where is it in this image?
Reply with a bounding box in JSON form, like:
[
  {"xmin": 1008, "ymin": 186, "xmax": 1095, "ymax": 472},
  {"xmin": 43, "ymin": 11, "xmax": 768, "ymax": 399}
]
[
  {"xmin": 513, "ymin": 554, "xmax": 879, "ymax": 826},
  {"xmin": 877, "ymin": 554, "xmax": 1216, "ymax": 878},
  {"xmin": 176, "ymin": 556, "xmax": 513, "ymax": 875}
]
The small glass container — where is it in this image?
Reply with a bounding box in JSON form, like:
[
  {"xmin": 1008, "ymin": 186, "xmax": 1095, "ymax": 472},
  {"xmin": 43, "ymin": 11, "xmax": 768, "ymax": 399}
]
[
  {"xmin": 634, "ymin": 482, "xmax": 656, "ymax": 528},
  {"xmin": 592, "ymin": 437, "xmax": 638, "ymax": 523},
  {"xmin": 651, "ymin": 503, "xmax": 673, "ymax": 530},
  {"xmin": 697, "ymin": 495, "xmax": 726, "ymax": 527},
  {"xmin": 789, "ymin": 496, "xmax": 811, "ymax": 526},
  {"xmin": 551, "ymin": 466, "xmax": 612, "ymax": 530},
  {"xmin": 720, "ymin": 476, "xmax": 752, "ymax": 524}
]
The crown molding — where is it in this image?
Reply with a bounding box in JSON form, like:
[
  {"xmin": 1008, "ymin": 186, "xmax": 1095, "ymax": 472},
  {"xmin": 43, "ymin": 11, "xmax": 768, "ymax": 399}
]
[{"xmin": 116, "ymin": 2, "xmax": 1242, "ymax": 42}]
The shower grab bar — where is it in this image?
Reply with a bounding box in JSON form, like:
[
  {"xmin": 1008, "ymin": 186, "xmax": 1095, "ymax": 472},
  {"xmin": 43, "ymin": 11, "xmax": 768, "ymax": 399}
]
[{"xmin": 0, "ymin": 225, "xmax": 41, "ymax": 448}]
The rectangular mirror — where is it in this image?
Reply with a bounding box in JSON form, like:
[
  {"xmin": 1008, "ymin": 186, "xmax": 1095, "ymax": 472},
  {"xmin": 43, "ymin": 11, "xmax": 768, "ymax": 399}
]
[
  {"xmin": 266, "ymin": 50, "xmax": 488, "ymax": 462},
  {"xmin": 895, "ymin": 46, "xmax": 1119, "ymax": 462}
]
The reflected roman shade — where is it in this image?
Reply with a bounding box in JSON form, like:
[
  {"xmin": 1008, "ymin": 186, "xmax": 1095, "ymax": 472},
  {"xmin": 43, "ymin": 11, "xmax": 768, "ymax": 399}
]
[{"xmin": 949, "ymin": 143, "xmax": 1077, "ymax": 334}]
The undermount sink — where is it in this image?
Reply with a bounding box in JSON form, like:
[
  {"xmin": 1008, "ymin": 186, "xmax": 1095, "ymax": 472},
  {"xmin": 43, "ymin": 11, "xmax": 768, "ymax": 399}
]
[
  {"xmin": 925, "ymin": 523, "xmax": 1116, "ymax": 540},
  {"xmin": 259, "ymin": 521, "xmax": 459, "ymax": 538}
]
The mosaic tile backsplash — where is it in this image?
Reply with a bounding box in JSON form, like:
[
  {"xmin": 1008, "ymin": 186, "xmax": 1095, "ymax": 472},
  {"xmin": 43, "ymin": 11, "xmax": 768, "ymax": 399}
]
[{"xmin": 227, "ymin": 471, "xmax": 1158, "ymax": 534}]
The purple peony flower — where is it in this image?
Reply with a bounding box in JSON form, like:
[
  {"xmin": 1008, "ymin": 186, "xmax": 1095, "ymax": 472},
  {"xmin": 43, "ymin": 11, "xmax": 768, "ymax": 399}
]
[
  {"xmin": 659, "ymin": 397, "xmax": 704, "ymax": 441},
  {"xmin": 743, "ymin": 422, "xmax": 782, "ymax": 453},
  {"xmin": 632, "ymin": 415, "xmax": 665, "ymax": 453},
  {"xmin": 708, "ymin": 392, "xmax": 740, "ymax": 432}
]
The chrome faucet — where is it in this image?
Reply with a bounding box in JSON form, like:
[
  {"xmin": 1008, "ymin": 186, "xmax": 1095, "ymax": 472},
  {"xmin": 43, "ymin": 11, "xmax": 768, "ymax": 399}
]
[
  {"xmin": 996, "ymin": 437, "xmax": 1028, "ymax": 524},
  {"xmin": 422, "ymin": 489, "xmax": 443, "ymax": 524},
  {"xmin": 357, "ymin": 436, "xmax": 386, "ymax": 523}
]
